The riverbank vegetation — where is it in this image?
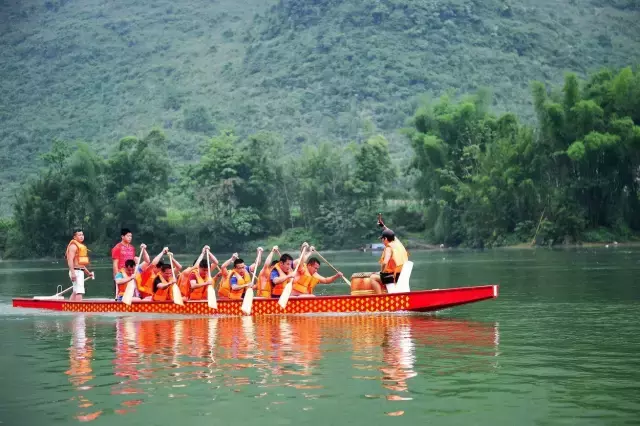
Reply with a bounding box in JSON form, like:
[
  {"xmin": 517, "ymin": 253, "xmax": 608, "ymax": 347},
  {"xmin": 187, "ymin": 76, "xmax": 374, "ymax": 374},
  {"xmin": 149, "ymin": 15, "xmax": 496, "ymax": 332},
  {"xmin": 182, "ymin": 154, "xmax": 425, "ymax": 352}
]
[
  {"xmin": 2, "ymin": 0, "xmax": 639, "ymax": 215},
  {"xmin": 1, "ymin": 66, "xmax": 638, "ymax": 259}
]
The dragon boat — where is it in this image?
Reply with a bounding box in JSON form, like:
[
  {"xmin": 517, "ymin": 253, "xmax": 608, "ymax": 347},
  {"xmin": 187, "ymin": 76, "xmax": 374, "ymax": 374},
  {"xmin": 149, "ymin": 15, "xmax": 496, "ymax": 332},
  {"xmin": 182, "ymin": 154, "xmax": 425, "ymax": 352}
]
[
  {"xmin": 12, "ymin": 276, "xmax": 497, "ymax": 317},
  {"xmin": 13, "ymin": 261, "xmax": 498, "ymax": 316}
]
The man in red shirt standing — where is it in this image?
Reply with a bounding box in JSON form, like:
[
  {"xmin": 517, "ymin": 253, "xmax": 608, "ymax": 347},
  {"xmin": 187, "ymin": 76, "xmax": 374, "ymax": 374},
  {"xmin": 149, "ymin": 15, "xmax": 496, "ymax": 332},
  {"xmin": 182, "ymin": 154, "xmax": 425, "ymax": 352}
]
[{"xmin": 112, "ymin": 228, "xmax": 136, "ymax": 279}]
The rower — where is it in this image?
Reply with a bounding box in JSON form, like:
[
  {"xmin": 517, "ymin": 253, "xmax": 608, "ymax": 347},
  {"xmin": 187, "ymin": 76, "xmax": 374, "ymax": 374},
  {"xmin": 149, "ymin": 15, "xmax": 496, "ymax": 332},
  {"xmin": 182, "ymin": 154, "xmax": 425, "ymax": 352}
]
[
  {"xmin": 270, "ymin": 253, "xmax": 295, "ymax": 299},
  {"xmin": 218, "ymin": 248, "xmax": 263, "ymax": 299},
  {"xmin": 291, "ymin": 253, "xmax": 344, "ymax": 297},
  {"xmin": 65, "ymin": 229, "xmax": 93, "ymax": 302},
  {"xmin": 188, "ymin": 246, "xmax": 219, "ymax": 301},
  {"xmin": 152, "ymin": 263, "xmax": 177, "ymax": 302},
  {"xmin": 133, "ymin": 247, "xmax": 170, "ymax": 300},
  {"xmin": 256, "ymin": 246, "xmax": 279, "ymax": 298},
  {"xmin": 146, "ymin": 249, "xmax": 184, "ymax": 302},
  {"xmin": 114, "ymin": 260, "xmax": 139, "ymax": 302},
  {"xmin": 114, "ymin": 246, "xmax": 158, "ymax": 301}
]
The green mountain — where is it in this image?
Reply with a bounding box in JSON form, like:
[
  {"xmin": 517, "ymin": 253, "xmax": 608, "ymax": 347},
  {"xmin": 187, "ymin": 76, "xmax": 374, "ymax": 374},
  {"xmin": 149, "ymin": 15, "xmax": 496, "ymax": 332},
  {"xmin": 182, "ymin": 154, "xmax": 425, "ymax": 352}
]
[{"xmin": 1, "ymin": 0, "xmax": 639, "ymax": 214}]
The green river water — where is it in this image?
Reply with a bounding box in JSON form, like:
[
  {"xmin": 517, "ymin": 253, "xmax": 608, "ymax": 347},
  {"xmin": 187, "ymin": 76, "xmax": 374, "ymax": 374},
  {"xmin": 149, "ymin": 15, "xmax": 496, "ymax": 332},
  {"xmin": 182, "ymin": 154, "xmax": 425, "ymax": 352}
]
[{"xmin": 0, "ymin": 248, "xmax": 639, "ymax": 425}]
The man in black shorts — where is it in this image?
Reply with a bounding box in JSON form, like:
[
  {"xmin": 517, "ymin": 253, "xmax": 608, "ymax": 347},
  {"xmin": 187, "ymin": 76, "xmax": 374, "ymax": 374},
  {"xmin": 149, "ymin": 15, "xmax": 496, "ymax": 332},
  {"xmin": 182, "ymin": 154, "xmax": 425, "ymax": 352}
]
[{"xmin": 369, "ymin": 217, "xmax": 409, "ymax": 294}]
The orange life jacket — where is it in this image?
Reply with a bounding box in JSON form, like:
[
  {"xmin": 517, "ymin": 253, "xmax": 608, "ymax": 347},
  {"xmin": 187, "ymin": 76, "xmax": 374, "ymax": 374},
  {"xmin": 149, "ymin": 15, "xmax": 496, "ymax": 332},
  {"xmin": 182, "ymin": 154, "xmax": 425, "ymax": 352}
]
[
  {"xmin": 66, "ymin": 239, "xmax": 90, "ymax": 266},
  {"xmin": 379, "ymin": 239, "xmax": 409, "ymax": 274},
  {"xmin": 117, "ymin": 267, "xmax": 142, "ymax": 297},
  {"xmin": 188, "ymin": 269, "xmax": 210, "ymax": 300},
  {"xmin": 137, "ymin": 268, "xmax": 156, "ymax": 299},
  {"xmin": 175, "ymin": 271, "xmax": 192, "ymax": 299},
  {"xmin": 292, "ymin": 263, "xmax": 320, "ymax": 294},
  {"xmin": 152, "ymin": 274, "xmax": 171, "ymax": 302},
  {"xmin": 271, "ymin": 263, "xmax": 288, "ymax": 296},
  {"xmin": 219, "ymin": 269, "xmax": 251, "ymax": 300},
  {"xmin": 257, "ymin": 266, "xmax": 273, "ymax": 298}
]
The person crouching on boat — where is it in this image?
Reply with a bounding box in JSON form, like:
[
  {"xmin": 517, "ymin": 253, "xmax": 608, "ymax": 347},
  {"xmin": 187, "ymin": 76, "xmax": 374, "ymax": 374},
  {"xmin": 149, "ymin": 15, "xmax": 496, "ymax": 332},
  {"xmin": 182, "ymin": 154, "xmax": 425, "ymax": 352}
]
[
  {"xmin": 65, "ymin": 229, "xmax": 94, "ymax": 302},
  {"xmin": 291, "ymin": 251, "xmax": 344, "ymax": 297},
  {"xmin": 369, "ymin": 228, "xmax": 409, "ymax": 294}
]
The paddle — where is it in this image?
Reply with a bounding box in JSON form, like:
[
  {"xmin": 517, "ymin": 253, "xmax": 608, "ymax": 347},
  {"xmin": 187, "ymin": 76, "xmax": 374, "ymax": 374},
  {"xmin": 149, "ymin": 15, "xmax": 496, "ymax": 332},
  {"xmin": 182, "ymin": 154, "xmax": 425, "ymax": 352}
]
[
  {"xmin": 206, "ymin": 248, "xmax": 218, "ymax": 310},
  {"xmin": 169, "ymin": 253, "xmax": 184, "ymax": 306},
  {"xmin": 35, "ymin": 273, "xmax": 95, "ymax": 300},
  {"xmin": 310, "ymin": 250, "xmax": 351, "ymax": 287},
  {"xmin": 278, "ymin": 246, "xmax": 308, "ymax": 309},
  {"xmin": 241, "ymin": 248, "xmax": 263, "ymax": 315},
  {"xmin": 122, "ymin": 247, "xmax": 146, "ymax": 306}
]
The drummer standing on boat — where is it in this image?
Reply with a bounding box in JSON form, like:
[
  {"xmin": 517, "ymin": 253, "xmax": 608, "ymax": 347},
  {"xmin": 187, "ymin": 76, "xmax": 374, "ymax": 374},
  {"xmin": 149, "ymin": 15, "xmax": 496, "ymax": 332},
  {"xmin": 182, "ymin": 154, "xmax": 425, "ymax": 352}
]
[{"xmin": 66, "ymin": 229, "xmax": 93, "ymax": 301}]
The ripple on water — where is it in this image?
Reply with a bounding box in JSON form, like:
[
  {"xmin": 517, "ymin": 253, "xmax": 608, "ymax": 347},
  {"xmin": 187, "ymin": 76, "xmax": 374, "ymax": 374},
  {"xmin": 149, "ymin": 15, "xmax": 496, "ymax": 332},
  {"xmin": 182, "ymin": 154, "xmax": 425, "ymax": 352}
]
[{"xmin": 1, "ymin": 248, "xmax": 640, "ymax": 426}]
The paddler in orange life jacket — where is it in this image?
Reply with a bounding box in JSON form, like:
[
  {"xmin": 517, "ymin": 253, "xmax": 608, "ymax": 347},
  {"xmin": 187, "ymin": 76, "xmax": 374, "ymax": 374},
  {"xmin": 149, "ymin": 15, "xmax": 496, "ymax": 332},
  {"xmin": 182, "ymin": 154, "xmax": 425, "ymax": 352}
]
[
  {"xmin": 143, "ymin": 248, "xmax": 183, "ymax": 302},
  {"xmin": 113, "ymin": 245, "xmax": 163, "ymax": 302},
  {"xmin": 65, "ymin": 229, "xmax": 94, "ymax": 302},
  {"xmin": 291, "ymin": 246, "xmax": 344, "ymax": 296},
  {"xmin": 152, "ymin": 263, "xmax": 178, "ymax": 301},
  {"xmin": 132, "ymin": 247, "xmax": 174, "ymax": 300},
  {"xmin": 218, "ymin": 248, "xmax": 263, "ymax": 299},
  {"xmin": 187, "ymin": 245, "xmax": 219, "ymax": 300},
  {"xmin": 255, "ymin": 246, "xmax": 279, "ymax": 298},
  {"xmin": 369, "ymin": 217, "xmax": 409, "ymax": 294},
  {"xmin": 270, "ymin": 252, "xmax": 296, "ymax": 298}
]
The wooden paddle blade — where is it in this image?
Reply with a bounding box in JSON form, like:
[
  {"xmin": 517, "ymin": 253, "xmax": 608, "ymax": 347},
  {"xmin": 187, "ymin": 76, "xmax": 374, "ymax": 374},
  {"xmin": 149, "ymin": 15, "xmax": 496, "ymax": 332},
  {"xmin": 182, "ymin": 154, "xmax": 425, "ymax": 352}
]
[
  {"xmin": 122, "ymin": 281, "xmax": 136, "ymax": 306},
  {"xmin": 241, "ymin": 287, "xmax": 254, "ymax": 315},
  {"xmin": 395, "ymin": 261, "xmax": 413, "ymax": 293},
  {"xmin": 172, "ymin": 284, "xmax": 184, "ymax": 306},
  {"xmin": 207, "ymin": 284, "xmax": 217, "ymax": 310},
  {"xmin": 277, "ymin": 283, "xmax": 293, "ymax": 309}
]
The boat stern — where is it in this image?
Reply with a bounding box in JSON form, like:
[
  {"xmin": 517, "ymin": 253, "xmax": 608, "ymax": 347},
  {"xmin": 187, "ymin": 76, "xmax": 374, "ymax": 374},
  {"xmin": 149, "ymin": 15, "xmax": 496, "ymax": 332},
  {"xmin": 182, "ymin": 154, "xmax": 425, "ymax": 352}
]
[{"xmin": 407, "ymin": 284, "xmax": 498, "ymax": 312}]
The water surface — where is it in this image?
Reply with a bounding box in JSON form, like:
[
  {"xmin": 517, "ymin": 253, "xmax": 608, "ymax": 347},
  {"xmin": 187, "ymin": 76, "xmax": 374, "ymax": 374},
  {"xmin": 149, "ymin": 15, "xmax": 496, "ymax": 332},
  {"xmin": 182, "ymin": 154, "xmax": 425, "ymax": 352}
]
[{"xmin": 1, "ymin": 248, "xmax": 639, "ymax": 425}]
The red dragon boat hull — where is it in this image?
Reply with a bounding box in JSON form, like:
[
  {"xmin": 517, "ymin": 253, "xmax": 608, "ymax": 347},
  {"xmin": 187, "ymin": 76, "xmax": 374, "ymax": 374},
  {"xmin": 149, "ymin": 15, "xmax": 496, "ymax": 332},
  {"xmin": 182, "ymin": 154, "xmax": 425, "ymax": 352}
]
[{"xmin": 12, "ymin": 284, "xmax": 498, "ymax": 316}]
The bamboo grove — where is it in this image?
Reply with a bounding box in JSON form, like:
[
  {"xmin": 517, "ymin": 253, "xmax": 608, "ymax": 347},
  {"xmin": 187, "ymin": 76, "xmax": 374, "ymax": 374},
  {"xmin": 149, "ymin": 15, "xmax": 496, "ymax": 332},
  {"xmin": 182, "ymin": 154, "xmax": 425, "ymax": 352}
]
[{"xmin": 1, "ymin": 66, "xmax": 639, "ymax": 258}]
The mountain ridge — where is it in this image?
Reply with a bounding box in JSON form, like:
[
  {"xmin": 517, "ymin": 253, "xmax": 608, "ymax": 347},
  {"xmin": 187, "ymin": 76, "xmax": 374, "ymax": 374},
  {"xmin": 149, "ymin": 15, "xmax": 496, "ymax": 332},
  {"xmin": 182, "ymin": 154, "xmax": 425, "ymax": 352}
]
[{"xmin": 0, "ymin": 0, "xmax": 639, "ymax": 213}]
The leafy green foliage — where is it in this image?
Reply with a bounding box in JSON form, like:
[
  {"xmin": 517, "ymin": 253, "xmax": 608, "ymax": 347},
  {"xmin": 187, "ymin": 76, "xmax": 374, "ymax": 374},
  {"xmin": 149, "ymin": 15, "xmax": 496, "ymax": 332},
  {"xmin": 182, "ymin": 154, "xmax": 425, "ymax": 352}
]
[
  {"xmin": 408, "ymin": 66, "xmax": 640, "ymax": 247},
  {"xmin": 1, "ymin": 0, "xmax": 639, "ymax": 214},
  {"xmin": 4, "ymin": 127, "xmax": 396, "ymax": 258}
]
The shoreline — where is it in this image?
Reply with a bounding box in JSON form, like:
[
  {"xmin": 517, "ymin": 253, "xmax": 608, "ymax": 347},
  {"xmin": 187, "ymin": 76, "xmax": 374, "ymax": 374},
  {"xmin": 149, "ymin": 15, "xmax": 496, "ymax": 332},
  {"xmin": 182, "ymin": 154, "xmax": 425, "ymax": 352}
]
[{"xmin": 4, "ymin": 240, "xmax": 639, "ymax": 262}]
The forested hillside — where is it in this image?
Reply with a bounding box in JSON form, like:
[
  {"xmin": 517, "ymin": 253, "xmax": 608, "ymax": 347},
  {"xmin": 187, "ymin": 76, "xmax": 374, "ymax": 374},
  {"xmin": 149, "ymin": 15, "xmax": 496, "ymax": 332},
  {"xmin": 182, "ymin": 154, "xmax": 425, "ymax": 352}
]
[
  {"xmin": 3, "ymin": 65, "xmax": 639, "ymax": 259},
  {"xmin": 1, "ymin": 0, "xmax": 639, "ymax": 215}
]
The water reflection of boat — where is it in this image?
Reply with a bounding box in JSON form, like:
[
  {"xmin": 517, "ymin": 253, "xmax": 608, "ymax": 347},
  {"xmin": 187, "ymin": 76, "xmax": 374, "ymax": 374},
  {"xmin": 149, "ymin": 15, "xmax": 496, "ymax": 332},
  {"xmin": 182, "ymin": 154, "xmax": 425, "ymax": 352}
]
[
  {"xmin": 65, "ymin": 315, "xmax": 102, "ymax": 422},
  {"xmin": 347, "ymin": 316, "xmax": 500, "ymax": 407},
  {"xmin": 58, "ymin": 315, "xmax": 498, "ymax": 420},
  {"xmin": 112, "ymin": 317, "xmax": 145, "ymax": 414}
]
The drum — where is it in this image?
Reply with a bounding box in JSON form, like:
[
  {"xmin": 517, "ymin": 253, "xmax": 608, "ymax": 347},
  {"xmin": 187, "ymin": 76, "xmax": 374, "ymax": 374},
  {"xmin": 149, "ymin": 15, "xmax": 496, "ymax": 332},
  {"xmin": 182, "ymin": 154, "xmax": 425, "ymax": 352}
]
[{"xmin": 350, "ymin": 272, "xmax": 386, "ymax": 296}]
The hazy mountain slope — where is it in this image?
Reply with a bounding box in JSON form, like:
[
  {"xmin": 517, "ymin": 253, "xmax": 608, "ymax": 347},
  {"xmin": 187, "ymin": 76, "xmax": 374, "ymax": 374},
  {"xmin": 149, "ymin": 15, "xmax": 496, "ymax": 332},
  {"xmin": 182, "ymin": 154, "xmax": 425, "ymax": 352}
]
[
  {"xmin": 0, "ymin": 0, "xmax": 274, "ymax": 212},
  {"xmin": 241, "ymin": 0, "xmax": 640, "ymax": 138},
  {"xmin": 0, "ymin": 0, "xmax": 639, "ymax": 214}
]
